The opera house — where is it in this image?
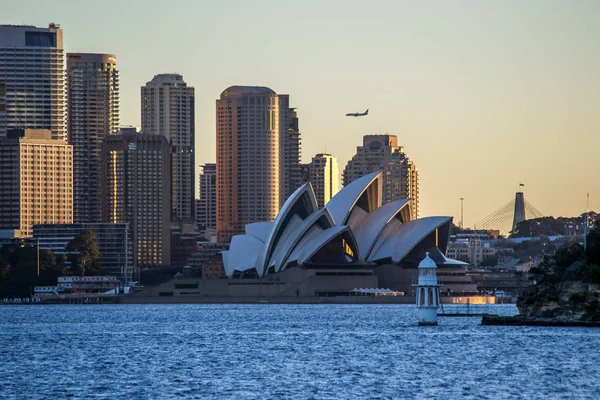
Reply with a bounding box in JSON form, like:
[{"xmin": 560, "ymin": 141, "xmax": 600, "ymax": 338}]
[
  {"xmin": 132, "ymin": 172, "xmax": 477, "ymax": 301},
  {"xmin": 220, "ymin": 171, "xmax": 474, "ymax": 297}
]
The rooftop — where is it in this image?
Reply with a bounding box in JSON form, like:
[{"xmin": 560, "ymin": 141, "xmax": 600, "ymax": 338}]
[{"xmin": 220, "ymin": 85, "xmax": 276, "ymax": 99}]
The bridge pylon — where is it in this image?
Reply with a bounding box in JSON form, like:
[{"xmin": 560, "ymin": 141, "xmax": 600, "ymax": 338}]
[{"xmin": 511, "ymin": 192, "xmax": 526, "ymax": 234}]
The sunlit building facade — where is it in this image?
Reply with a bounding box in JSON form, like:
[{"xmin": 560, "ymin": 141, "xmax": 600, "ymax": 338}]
[
  {"xmin": 101, "ymin": 133, "xmax": 171, "ymax": 267},
  {"xmin": 0, "ymin": 24, "xmax": 65, "ymax": 140},
  {"xmin": 344, "ymin": 135, "xmax": 419, "ymax": 218},
  {"xmin": 67, "ymin": 53, "xmax": 119, "ymax": 223},
  {"xmin": 216, "ymin": 86, "xmax": 301, "ymax": 242},
  {"xmin": 307, "ymin": 153, "xmax": 341, "ymax": 208},
  {"xmin": 0, "ymin": 129, "xmax": 73, "ymax": 237},
  {"xmin": 141, "ymin": 74, "xmax": 195, "ymax": 224}
]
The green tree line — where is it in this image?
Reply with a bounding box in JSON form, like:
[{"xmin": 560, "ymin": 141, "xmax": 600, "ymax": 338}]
[
  {"xmin": 0, "ymin": 231, "xmax": 104, "ymax": 298},
  {"xmin": 517, "ymin": 221, "xmax": 600, "ymax": 320}
]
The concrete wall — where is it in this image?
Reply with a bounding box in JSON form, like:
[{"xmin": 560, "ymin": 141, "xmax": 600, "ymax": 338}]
[{"xmin": 131, "ymin": 266, "xmax": 379, "ymax": 299}]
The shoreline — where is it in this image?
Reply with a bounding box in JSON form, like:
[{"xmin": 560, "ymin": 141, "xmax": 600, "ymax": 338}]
[{"xmin": 2, "ymin": 295, "xmax": 510, "ymax": 306}]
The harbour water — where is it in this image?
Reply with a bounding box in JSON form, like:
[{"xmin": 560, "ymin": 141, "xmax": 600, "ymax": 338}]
[{"xmin": 1, "ymin": 304, "xmax": 599, "ymax": 399}]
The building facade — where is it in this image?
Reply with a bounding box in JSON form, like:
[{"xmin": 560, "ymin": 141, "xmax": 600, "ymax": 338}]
[
  {"xmin": 216, "ymin": 86, "xmax": 301, "ymax": 241},
  {"xmin": 344, "ymin": 135, "xmax": 419, "ymax": 218},
  {"xmin": 307, "ymin": 153, "xmax": 341, "ymax": 208},
  {"xmin": 141, "ymin": 74, "xmax": 195, "ymax": 224},
  {"xmin": 197, "ymin": 163, "xmax": 216, "ymax": 231},
  {"xmin": 285, "ymin": 108, "xmax": 302, "ymax": 201},
  {"xmin": 32, "ymin": 223, "xmax": 134, "ymax": 281},
  {"xmin": 446, "ymin": 237, "xmax": 497, "ymax": 267},
  {"xmin": 187, "ymin": 241, "xmax": 229, "ymax": 278},
  {"xmin": 0, "ymin": 24, "xmax": 65, "ymax": 140},
  {"xmin": 67, "ymin": 53, "xmax": 119, "ymax": 223},
  {"xmin": 100, "ymin": 133, "xmax": 171, "ymax": 267},
  {"xmin": 0, "ymin": 129, "xmax": 73, "ymax": 237},
  {"xmin": 446, "ymin": 236, "xmax": 497, "ymax": 267}
]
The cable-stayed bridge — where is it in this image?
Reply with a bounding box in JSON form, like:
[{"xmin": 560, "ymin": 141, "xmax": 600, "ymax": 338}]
[{"xmin": 474, "ymin": 192, "xmax": 544, "ymax": 237}]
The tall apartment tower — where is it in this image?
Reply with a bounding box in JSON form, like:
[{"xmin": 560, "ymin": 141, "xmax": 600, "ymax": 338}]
[
  {"xmin": 0, "ymin": 129, "xmax": 73, "ymax": 237},
  {"xmin": 344, "ymin": 134, "xmax": 420, "ymax": 218},
  {"xmin": 285, "ymin": 108, "xmax": 303, "ymax": 200},
  {"xmin": 100, "ymin": 132, "xmax": 171, "ymax": 267},
  {"xmin": 141, "ymin": 74, "xmax": 195, "ymax": 224},
  {"xmin": 308, "ymin": 153, "xmax": 341, "ymax": 208},
  {"xmin": 0, "ymin": 24, "xmax": 65, "ymax": 140},
  {"xmin": 196, "ymin": 163, "xmax": 216, "ymax": 231},
  {"xmin": 67, "ymin": 53, "xmax": 119, "ymax": 223},
  {"xmin": 216, "ymin": 86, "xmax": 301, "ymax": 241}
]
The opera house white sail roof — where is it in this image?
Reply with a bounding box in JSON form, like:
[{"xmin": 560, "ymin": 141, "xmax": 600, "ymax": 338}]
[{"xmin": 223, "ymin": 171, "xmax": 460, "ymax": 278}]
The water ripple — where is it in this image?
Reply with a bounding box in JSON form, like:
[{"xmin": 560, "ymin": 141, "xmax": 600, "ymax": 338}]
[{"xmin": 1, "ymin": 304, "xmax": 599, "ymax": 399}]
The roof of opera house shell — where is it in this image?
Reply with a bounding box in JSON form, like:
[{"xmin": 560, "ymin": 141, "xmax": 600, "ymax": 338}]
[{"xmin": 223, "ymin": 171, "xmax": 461, "ymax": 278}]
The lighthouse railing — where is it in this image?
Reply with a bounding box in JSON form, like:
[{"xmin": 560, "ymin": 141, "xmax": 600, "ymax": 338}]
[{"xmin": 412, "ymin": 276, "xmax": 444, "ymax": 286}]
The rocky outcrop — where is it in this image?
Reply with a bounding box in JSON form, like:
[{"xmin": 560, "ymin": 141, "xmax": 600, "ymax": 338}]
[{"xmin": 517, "ymin": 281, "xmax": 600, "ymax": 322}]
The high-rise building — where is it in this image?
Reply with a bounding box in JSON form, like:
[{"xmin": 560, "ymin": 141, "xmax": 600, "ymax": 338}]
[
  {"xmin": 344, "ymin": 134, "xmax": 419, "ymax": 217},
  {"xmin": 216, "ymin": 86, "xmax": 301, "ymax": 241},
  {"xmin": 0, "ymin": 129, "xmax": 73, "ymax": 237},
  {"xmin": 285, "ymin": 108, "xmax": 302, "ymax": 200},
  {"xmin": 307, "ymin": 153, "xmax": 341, "ymax": 208},
  {"xmin": 141, "ymin": 74, "xmax": 195, "ymax": 224},
  {"xmin": 196, "ymin": 163, "xmax": 216, "ymax": 231},
  {"xmin": 100, "ymin": 132, "xmax": 171, "ymax": 267},
  {"xmin": 0, "ymin": 24, "xmax": 65, "ymax": 140},
  {"xmin": 67, "ymin": 53, "xmax": 119, "ymax": 223}
]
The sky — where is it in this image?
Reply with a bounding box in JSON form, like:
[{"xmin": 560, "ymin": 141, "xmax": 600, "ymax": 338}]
[{"xmin": 5, "ymin": 0, "xmax": 599, "ymax": 227}]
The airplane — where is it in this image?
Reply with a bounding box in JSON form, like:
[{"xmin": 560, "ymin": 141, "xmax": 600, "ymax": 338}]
[{"xmin": 346, "ymin": 109, "xmax": 369, "ymax": 117}]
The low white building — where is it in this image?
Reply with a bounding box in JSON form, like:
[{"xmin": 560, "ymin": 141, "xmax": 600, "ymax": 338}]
[
  {"xmin": 447, "ymin": 238, "xmax": 496, "ymax": 267},
  {"xmin": 57, "ymin": 276, "xmax": 120, "ymax": 294}
]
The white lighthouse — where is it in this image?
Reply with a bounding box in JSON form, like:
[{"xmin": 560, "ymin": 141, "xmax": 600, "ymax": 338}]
[{"xmin": 414, "ymin": 252, "xmax": 441, "ymax": 326}]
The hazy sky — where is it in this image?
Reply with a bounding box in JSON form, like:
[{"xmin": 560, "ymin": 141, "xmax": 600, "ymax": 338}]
[{"xmin": 5, "ymin": 0, "xmax": 599, "ymax": 227}]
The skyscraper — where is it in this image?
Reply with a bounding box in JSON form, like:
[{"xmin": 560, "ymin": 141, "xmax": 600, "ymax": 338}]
[
  {"xmin": 141, "ymin": 74, "xmax": 195, "ymax": 224},
  {"xmin": 307, "ymin": 153, "xmax": 341, "ymax": 208},
  {"xmin": 0, "ymin": 24, "xmax": 65, "ymax": 140},
  {"xmin": 0, "ymin": 129, "xmax": 73, "ymax": 237},
  {"xmin": 285, "ymin": 108, "xmax": 302, "ymax": 201},
  {"xmin": 216, "ymin": 86, "xmax": 301, "ymax": 241},
  {"xmin": 67, "ymin": 53, "xmax": 119, "ymax": 223},
  {"xmin": 344, "ymin": 134, "xmax": 420, "ymax": 218},
  {"xmin": 196, "ymin": 163, "xmax": 216, "ymax": 232},
  {"xmin": 101, "ymin": 132, "xmax": 171, "ymax": 267}
]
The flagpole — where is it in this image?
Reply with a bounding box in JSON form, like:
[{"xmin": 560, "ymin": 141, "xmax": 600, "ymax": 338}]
[{"xmin": 584, "ymin": 193, "xmax": 589, "ymax": 260}]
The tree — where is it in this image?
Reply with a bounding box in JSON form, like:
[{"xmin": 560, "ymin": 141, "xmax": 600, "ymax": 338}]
[
  {"xmin": 66, "ymin": 231, "xmax": 102, "ymax": 276},
  {"xmin": 0, "ymin": 260, "xmax": 10, "ymax": 284},
  {"xmin": 553, "ymin": 242, "xmax": 583, "ymax": 275},
  {"xmin": 528, "ymin": 255, "xmax": 554, "ymax": 284},
  {"xmin": 2, "ymin": 246, "xmax": 38, "ymax": 297},
  {"xmin": 586, "ymin": 221, "xmax": 600, "ymax": 266},
  {"xmin": 38, "ymin": 250, "xmax": 67, "ymax": 285}
]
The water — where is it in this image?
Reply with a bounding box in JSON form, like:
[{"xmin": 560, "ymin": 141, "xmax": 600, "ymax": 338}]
[{"xmin": 1, "ymin": 304, "xmax": 599, "ymax": 399}]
